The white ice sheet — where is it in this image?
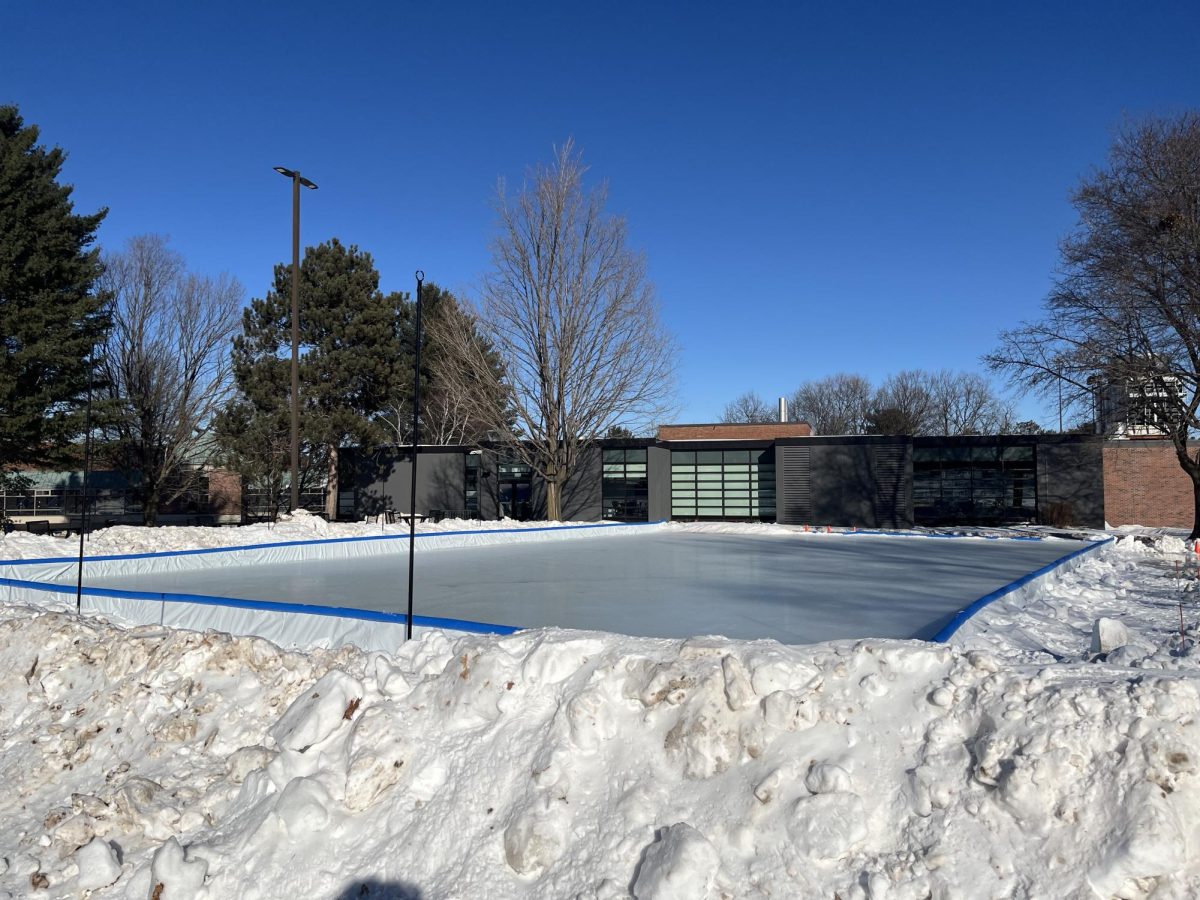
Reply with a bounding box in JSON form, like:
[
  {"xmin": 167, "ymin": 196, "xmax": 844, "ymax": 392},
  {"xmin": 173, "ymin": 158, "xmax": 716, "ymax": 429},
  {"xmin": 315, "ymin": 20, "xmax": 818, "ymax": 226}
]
[{"xmin": 77, "ymin": 531, "xmax": 1086, "ymax": 644}]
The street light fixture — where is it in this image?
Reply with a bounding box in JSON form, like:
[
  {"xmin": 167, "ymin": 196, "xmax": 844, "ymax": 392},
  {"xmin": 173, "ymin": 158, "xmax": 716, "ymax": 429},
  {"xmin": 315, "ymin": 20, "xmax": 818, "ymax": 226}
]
[{"xmin": 274, "ymin": 166, "xmax": 318, "ymax": 512}]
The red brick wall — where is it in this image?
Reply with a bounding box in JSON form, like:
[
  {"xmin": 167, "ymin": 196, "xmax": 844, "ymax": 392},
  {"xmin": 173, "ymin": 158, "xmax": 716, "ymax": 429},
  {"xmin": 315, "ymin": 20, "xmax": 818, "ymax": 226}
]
[
  {"xmin": 206, "ymin": 469, "xmax": 242, "ymax": 520},
  {"xmin": 1102, "ymin": 441, "xmax": 1195, "ymax": 527},
  {"xmin": 657, "ymin": 422, "xmax": 812, "ymax": 440}
]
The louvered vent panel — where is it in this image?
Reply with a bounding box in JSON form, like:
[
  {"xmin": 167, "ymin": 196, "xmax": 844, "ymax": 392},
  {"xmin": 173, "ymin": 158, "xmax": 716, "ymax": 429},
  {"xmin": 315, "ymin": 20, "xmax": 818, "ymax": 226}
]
[
  {"xmin": 779, "ymin": 446, "xmax": 812, "ymax": 524},
  {"xmin": 872, "ymin": 441, "xmax": 907, "ymax": 528}
]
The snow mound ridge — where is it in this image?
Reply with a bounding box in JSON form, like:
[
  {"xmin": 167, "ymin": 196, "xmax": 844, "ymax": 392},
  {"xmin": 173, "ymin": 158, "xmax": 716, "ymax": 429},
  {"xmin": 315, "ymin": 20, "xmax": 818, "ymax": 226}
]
[{"xmin": 0, "ymin": 599, "xmax": 1198, "ymax": 898}]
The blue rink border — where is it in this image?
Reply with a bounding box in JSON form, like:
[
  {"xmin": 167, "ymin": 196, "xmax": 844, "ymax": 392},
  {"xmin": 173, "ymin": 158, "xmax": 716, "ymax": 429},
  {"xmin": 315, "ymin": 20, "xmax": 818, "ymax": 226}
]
[
  {"xmin": 932, "ymin": 537, "xmax": 1114, "ymax": 642},
  {"xmin": 0, "ymin": 573, "xmax": 521, "ymax": 635}
]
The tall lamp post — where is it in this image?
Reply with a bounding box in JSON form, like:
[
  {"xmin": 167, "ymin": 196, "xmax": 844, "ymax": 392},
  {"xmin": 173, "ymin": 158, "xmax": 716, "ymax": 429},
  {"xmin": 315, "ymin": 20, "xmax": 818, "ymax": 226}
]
[{"xmin": 273, "ymin": 166, "xmax": 318, "ymax": 512}]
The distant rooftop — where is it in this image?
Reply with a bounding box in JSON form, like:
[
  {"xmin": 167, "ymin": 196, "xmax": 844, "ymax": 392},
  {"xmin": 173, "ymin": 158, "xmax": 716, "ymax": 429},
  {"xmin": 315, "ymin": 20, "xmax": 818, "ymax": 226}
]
[{"xmin": 657, "ymin": 422, "xmax": 813, "ymax": 441}]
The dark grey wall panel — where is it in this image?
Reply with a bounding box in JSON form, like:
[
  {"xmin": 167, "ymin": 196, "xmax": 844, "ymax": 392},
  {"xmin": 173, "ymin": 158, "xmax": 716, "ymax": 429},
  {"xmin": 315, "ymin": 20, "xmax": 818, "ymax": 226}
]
[
  {"xmin": 351, "ymin": 449, "xmax": 467, "ymax": 518},
  {"xmin": 778, "ymin": 437, "xmax": 913, "ymax": 528},
  {"xmin": 561, "ymin": 446, "xmax": 602, "ymax": 521},
  {"xmin": 477, "ymin": 453, "xmax": 500, "ymax": 521},
  {"xmin": 648, "ymin": 445, "xmax": 671, "ymax": 521},
  {"xmin": 1036, "ymin": 437, "xmax": 1105, "ymax": 528},
  {"xmin": 869, "ymin": 440, "xmax": 913, "ymax": 528},
  {"xmin": 812, "ymin": 444, "xmax": 873, "ymax": 527}
]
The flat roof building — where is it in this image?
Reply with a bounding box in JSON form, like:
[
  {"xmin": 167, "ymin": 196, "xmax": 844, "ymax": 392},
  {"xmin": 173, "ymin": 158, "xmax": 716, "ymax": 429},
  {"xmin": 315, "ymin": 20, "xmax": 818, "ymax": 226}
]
[{"xmin": 342, "ymin": 428, "xmax": 1109, "ymax": 530}]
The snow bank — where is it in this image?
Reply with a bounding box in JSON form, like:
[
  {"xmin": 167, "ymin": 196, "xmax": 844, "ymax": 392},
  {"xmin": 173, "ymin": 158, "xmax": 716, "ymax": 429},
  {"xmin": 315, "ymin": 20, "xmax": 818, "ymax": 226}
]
[
  {"xmin": 2, "ymin": 532, "xmax": 1200, "ymax": 899},
  {"xmin": 957, "ymin": 533, "xmax": 1200, "ymax": 664}
]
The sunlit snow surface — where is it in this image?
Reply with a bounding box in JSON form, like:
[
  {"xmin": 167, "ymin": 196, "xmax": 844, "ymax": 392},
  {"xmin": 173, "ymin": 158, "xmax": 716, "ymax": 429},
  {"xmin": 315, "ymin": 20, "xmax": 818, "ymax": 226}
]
[{"xmin": 77, "ymin": 530, "xmax": 1083, "ymax": 643}]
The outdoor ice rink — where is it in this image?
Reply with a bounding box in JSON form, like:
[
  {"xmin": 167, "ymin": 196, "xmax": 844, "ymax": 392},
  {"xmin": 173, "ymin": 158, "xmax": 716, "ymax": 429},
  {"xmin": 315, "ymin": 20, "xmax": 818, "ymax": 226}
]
[{"xmin": 75, "ymin": 530, "xmax": 1085, "ymax": 644}]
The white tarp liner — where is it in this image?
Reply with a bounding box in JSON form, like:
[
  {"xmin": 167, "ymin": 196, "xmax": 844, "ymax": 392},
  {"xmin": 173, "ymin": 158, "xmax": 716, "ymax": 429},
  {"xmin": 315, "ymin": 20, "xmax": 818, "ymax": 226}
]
[{"xmin": 0, "ymin": 580, "xmax": 456, "ymax": 654}]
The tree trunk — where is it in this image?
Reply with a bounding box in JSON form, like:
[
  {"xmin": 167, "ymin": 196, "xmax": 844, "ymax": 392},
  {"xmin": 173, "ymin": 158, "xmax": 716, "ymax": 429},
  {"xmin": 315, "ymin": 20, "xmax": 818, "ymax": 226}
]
[
  {"xmin": 1171, "ymin": 440, "xmax": 1200, "ymax": 541},
  {"xmin": 325, "ymin": 445, "xmax": 339, "ymax": 520},
  {"xmin": 546, "ymin": 478, "xmax": 561, "ymax": 521},
  {"xmin": 1191, "ymin": 476, "xmax": 1200, "ymax": 542},
  {"xmin": 142, "ymin": 483, "xmax": 159, "ymax": 526}
]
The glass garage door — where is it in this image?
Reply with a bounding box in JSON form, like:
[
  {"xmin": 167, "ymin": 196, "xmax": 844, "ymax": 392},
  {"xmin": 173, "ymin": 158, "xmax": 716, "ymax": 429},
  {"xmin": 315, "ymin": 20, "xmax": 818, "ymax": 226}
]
[{"xmin": 670, "ymin": 449, "xmax": 776, "ymax": 520}]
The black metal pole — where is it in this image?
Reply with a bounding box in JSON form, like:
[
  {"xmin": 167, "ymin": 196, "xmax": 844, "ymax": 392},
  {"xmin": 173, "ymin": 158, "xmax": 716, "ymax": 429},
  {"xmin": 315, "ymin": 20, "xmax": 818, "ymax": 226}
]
[
  {"xmin": 289, "ymin": 173, "xmax": 301, "ymax": 513},
  {"xmin": 406, "ymin": 272, "xmax": 424, "ymax": 640},
  {"xmin": 275, "ymin": 166, "xmax": 318, "ymax": 511},
  {"xmin": 75, "ymin": 359, "xmax": 94, "ymax": 614}
]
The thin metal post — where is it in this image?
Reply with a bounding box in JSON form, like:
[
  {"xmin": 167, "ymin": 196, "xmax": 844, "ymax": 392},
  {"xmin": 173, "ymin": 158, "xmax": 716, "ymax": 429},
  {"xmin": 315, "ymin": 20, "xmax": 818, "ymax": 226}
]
[
  {"xmin": 75, "ymin": 359, "xmax": 94, "ymax": 614},
  {"xmin": 406, "ymin": 272, "xmax": 424, "ymax": 641},
  {"xmin": 290, "ymin": 173, "xmax": 301, "ymax": 513}
]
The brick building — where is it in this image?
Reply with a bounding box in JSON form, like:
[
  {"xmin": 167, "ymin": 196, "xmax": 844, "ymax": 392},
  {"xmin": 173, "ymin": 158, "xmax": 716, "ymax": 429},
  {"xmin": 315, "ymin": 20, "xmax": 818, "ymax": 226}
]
[{"xmin": 1102, "ymin": 440, "xmax": 1197, "ymax": 528}]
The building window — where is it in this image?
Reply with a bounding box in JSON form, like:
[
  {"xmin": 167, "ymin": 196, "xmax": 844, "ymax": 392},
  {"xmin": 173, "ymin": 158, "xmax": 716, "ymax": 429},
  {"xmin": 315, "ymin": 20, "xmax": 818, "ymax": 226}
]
[
  {"xmin": 464, "ymin": 454, "xmax": 481, "ymax": 518},
  {"xmin": 670, "ymin": 448, "xmax": 775, "ymax": 520},
  {"xmin": 602, "ymin": 448, "xmax": 648, "ymax": 521},
  {"xmin": 913, "ymin": 442, "xmax": 1036, "ymax": 525}
]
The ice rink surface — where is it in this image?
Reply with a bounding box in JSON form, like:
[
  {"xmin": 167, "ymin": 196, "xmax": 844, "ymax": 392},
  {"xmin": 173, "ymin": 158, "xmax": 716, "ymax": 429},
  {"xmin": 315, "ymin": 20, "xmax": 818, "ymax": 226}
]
[{"xmin": 77, "ymin": 531, "xmax": 1085, "ymax": 644}]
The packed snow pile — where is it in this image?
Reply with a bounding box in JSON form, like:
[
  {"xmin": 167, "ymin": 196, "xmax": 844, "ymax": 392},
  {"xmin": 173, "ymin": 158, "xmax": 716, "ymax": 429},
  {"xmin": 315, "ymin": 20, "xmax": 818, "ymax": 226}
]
[
  {"xmin": 956, "ymin": 532, "xmax": 1197, "ymax": 664},
  {"xmin": 0, "ymin": 532, "xmax": 1197, "ymax": 898},
  {"xmin": 0, "ymin": 510, "xmax": 617, "ymax": 561}
]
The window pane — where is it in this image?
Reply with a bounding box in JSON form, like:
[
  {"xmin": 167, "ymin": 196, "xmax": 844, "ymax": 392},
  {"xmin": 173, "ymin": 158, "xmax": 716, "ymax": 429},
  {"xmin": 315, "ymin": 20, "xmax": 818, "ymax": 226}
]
[
  {"xmin": 673, "ymin": 451, "xmax": 696, "ymax": 465},
  {"xmin": 626, "ymin": 448, "xmax": 647, "ymax": 463},
  {"xmin": 724, "ymin": 449, "xmax": 750, "ymax": 464}
]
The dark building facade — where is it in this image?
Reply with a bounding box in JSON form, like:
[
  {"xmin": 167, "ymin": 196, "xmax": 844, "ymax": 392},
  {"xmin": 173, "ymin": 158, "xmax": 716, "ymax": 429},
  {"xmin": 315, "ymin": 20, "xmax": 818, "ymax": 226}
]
[{"xmin": 342, "ymin": 431, "xmax": 1108, "ymax": 529}]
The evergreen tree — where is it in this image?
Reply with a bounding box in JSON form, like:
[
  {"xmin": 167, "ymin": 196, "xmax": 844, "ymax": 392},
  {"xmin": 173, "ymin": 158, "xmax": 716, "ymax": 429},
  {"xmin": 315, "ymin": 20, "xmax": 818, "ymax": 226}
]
[
  {"xmin": 0, "ymin": 105, "xmax": 108, "ymax": 468},
  {"xmin": 219, "ymin": 239, "xmax": 406, "ymax": 517}
]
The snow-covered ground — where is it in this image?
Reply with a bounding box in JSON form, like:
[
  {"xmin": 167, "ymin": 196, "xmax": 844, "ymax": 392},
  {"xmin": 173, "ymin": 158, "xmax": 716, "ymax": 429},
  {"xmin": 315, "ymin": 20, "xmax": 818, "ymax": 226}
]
[{"xmin": 0, "ymin": 523, "xmax": 1197, "ymax": 898}]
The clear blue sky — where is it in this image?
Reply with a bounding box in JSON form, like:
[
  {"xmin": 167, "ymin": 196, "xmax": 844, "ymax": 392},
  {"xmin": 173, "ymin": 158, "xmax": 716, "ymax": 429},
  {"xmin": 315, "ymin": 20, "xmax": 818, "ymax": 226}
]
[{"xmin": 5, "ymin": 0, "xmax": 1199, "ymax": 427}]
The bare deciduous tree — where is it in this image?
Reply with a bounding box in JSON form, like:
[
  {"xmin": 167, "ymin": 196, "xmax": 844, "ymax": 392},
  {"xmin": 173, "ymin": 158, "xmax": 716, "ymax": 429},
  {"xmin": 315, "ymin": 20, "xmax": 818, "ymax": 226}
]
[
  {"xmin": 789, "ymin": 373, "xmax": 873, "ymax": 435},
  {"xmin": 789, "ymin": 369, "xmax": 1011, "ymax": 436},
  {"xmin": 867, "ymin": 370, "xmax": 937, "ymax": 434},
  {"xmin": 100, "ymin": 235, "xmax": 243, "ymax": 524},
  {"xmin": 436, "ymin": 141, "xmax": 677, "ymax": 519},
  {"xmin": 720, "ymin": 390, "xmax": 776, "ymax": 423},
  {"xmin": 927, "ymin": 369, "xmax": 1014, "ymax": 435},
  {"xmin": 988, "ymin": 113, "xmax": 1200, "ymax": 535},
  {"xmin": 378, "ymin": 286, "xmax": 508, "ymax": 446}
]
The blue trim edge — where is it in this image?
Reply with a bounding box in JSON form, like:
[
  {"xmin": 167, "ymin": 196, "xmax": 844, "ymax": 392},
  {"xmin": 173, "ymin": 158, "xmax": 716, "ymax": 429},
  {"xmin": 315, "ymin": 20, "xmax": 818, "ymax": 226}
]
[
  {"xmin": 932, "ymin": 537, "xmax": 1114, "ymax": 643},
  {"xmin": 0, "ymin": 519, "xmax": 670, "ymax": 567},
  {"xmin": 0, "ymin": 574, "xmax": 520, "ymax": 636}
]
